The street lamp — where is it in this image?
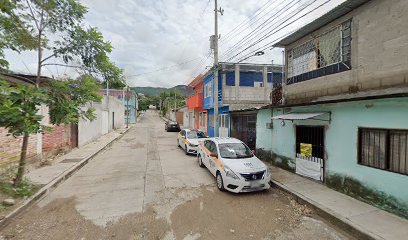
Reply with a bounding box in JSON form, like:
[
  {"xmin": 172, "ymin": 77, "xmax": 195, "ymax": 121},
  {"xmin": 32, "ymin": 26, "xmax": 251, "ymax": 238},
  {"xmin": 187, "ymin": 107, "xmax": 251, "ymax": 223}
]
[{"xmin": 236, "ymin": 51, "xmax": 265, "ymax": 64}]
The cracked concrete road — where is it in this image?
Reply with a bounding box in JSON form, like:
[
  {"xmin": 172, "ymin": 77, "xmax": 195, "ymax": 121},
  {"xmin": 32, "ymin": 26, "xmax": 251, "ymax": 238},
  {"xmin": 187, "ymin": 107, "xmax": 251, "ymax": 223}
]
[{"xmin": 0, "ymin": 110, "xmax": 354, "ymax": 240}]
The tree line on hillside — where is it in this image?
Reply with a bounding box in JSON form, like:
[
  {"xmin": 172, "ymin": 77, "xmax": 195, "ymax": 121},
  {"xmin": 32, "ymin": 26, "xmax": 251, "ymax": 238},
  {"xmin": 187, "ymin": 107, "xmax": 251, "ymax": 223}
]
[
  {"xmin": 0, "ymin": 0, "xmax": 125, "ymax": 186},
  {"xmin": 137, "ymin": 89, "xmax": 186, "ymax": 113},
  {"xmin": 131, "ymin": 85, "xmax": 193, "ymax": 97}
]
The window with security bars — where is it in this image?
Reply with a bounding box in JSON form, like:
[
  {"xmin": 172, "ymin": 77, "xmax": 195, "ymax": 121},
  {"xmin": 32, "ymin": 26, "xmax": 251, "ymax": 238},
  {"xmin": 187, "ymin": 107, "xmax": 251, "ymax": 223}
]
[
  {"xmin": 358, "ymin": 128, "xmax": 408, "ymax": 175},
  {"xmin": 287, "ymin": 19, "xmax": 352, "ymax": 84}
]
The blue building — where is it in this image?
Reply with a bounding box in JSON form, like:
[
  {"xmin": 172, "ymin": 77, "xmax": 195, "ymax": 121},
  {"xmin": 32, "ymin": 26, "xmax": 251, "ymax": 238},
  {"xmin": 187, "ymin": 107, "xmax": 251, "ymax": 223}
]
[{"xmin": 203, "ymin": 63, "xmax": 282, "ymax": 140}]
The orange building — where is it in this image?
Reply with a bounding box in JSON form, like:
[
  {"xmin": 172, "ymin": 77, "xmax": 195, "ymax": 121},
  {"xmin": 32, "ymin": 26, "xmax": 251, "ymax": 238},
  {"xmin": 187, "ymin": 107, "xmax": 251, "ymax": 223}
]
[{"xmin": 186, "ymin": 74, "xmax": 207, "ymax": 133}]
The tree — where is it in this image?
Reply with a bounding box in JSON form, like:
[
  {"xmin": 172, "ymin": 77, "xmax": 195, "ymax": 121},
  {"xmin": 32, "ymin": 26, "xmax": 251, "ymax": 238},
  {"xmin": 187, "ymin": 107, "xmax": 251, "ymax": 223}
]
[
  {"xmin": 15, "ymin": 0, "xmax": 125, "ymax": 87},
  {"xmin": 0, "ymin": 81, "xmax": 46, "ymax": 185},
  {"xmin": 0, "ymin": 0, "xmax": 125, "ymax": 185},
  {"xmin": 0, "ymin": 77, "xmax": 101, "ymax": 185},
  {"xmin": 47, "ymin": 75, "xmax": 102, "ymax": 125},
  {"xmin": 0, "ymin": 0, "xmax": 35, "ymax": 68}
]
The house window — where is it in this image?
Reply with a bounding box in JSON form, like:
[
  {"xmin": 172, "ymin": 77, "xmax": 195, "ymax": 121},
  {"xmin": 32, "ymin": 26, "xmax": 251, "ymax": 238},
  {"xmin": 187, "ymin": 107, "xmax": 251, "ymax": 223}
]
[
  {"xmin": 204, "ymin": 82, "xmax": 212, "ymax": 98},
  {"xmin": 287, "ymin": 19, "xmax": 352, "ymax": 84},
  {"xmin": 358, "ymin": 128, "xmax": 408, "ymax": 175}
]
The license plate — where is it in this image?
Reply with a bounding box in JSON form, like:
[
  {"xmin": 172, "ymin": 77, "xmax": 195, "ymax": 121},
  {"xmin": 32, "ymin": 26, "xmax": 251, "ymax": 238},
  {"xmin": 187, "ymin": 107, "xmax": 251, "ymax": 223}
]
[{"xmin": 249, "ymin": 181, "xmax": 261, "ymax": 188}]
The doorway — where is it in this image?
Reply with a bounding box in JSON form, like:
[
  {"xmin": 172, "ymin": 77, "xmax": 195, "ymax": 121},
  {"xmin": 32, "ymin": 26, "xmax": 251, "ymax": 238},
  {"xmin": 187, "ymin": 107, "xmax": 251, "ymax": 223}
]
[
  {"xmin": 230, "ymin": 113, "xmax": 257, "ymax": 150},
  {"xmin": 295, "ymin": 126, "xmax": 325, "ymax": 181},
  {"xmin": 112, "ymin": 112, "xmax": 115, "ymax": 129},
  {"xmin": 70, "ymin": 124, "xmax": 78, "ymax": 148},
  {"xmin": 219, "ymin": 114, "xmax": 229, "ymax": 137}
]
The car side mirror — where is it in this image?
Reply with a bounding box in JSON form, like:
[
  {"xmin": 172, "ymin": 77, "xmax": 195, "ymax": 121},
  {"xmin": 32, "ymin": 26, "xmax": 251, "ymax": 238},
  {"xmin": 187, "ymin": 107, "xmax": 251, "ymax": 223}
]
[{"xmin": 210, "ymin": 153, "xmax": 218, "ymax": 158}]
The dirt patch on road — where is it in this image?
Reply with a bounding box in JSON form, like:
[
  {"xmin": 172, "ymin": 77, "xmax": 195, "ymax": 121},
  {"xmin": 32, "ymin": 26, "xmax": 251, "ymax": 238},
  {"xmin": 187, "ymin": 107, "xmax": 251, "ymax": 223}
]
[
  {"xmin": 170, "ymin": 188, "xmax": 311, "ymax": 240},
  {"xmin": 1, "ymin": 186, "xmax": 351, "ymax": 240},
  {"xmin": 1, "ymin": 197, "xmax": 170, "ymax": 240},
  {"xmin": 2, "ymin": 197, "xmax": 103, "ymax": 240}
]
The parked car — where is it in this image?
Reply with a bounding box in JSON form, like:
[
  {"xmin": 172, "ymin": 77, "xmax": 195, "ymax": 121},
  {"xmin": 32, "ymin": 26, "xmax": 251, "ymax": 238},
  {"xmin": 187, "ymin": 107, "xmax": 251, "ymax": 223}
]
[
  {"xmin": 197, "ymin": 137, "xmax": 271, "ymax": 193},
  {"xmin": 178, "ymin": 129, "xmax": 207, "ymax": 155},
  {"xmin": 165, "ymin": 120, "xmax": 180, "ymax": 132}
]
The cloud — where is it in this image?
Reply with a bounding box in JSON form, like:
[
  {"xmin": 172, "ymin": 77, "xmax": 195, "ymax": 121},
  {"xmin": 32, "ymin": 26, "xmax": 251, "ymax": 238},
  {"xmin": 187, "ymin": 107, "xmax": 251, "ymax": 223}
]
[{"xmin": 5, "ymin": 0, "xmax": 345, "ymax": 88}]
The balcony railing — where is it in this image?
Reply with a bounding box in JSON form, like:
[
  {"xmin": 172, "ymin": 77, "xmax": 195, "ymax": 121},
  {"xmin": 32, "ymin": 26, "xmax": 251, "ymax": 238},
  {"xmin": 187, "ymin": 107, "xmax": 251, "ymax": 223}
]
[{"xmin": 187, "ymin": 93, "xmax": 203, "ymax": 109}]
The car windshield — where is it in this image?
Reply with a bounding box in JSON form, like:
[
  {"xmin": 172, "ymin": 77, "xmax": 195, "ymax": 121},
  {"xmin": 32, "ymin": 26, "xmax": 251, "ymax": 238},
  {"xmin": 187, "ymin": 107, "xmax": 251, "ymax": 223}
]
[
  {"xmin": 186, "ymin": 131, "xmax": 206, "ymax": 139},
  {"xmin": 169, "ymin": 121, "xmax": 177, "ymax": 124},
  {"xmin": 218, "ymin": 143, "xmax": 253, "ymax": 159}
]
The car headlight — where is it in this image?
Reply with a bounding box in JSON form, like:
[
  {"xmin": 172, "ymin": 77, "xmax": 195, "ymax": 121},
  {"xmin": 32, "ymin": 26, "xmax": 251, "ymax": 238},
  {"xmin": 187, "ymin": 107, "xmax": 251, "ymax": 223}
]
[
  {"xmin": 188, "ymin": 142, "xmax": 197, "ymax": 147},
  {"xmin": 264, "ymin": 168, "xmax": 271, "ymax": 178},
  {"xmin": 224, "ymin": 166, "xmax": 239, "ymax": 180}
]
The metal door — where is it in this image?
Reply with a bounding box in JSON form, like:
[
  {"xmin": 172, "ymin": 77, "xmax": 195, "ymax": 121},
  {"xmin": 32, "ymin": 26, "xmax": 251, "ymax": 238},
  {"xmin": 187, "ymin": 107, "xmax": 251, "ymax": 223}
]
[
  {"xmin": 219, "ymin": 114, "xmax": 229, "ymax": 137},
  {"xmin": 70, "ymin": 124, "xmax": 78, "ymax": 148}
]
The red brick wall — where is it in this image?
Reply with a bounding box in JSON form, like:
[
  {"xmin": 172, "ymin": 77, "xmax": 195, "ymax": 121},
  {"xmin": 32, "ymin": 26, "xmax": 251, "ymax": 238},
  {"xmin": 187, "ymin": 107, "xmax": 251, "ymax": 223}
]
[
  {"xmin": 42, "ymin": 125, "xmax": 71, "ymax": 153},
  {"xmin": 0, "ymin": 128, "xmax": 38, "ymax": 166}
]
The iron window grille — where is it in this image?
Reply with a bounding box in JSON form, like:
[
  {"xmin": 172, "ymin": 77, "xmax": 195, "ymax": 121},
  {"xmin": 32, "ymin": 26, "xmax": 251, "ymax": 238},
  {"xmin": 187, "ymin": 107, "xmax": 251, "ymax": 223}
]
[
  {"xmin": 358, "ymin": 128, "xmax": 408, "ymax": 175},
  {"xmin": 287, "ymin": 19, "xmax": 352, "ymax": 85},
  {"xmin": 204, "ymin": 83, "xmax": 212, "ymax": 98}
]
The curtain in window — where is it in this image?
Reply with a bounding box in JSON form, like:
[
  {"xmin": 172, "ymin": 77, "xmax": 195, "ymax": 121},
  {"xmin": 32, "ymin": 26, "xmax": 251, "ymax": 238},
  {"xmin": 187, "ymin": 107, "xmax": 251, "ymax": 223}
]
[{"xmin": 318, "ymin": 27, "xmax": 341, "ymax": 67}]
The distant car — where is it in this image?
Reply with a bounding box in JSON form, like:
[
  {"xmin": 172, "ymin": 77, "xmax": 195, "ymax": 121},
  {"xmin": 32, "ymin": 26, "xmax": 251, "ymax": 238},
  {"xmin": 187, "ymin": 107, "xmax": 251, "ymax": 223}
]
[
  {"xmin": 197, "ymin": 137, "xmax": 271, "ymax": 193},
  {"xmin": 178, "ymin": 129, "xmax": 207, "ymax": 155},
  {"xmin": 165, "ymin": 120, "xmax": 180, "ymax": 132}
]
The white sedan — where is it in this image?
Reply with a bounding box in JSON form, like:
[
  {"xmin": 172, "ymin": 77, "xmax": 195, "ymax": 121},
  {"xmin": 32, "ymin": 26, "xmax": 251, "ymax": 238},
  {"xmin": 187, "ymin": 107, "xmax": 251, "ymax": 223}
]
[
  {"xmin": 177, "ymin": 129, "xmax": 207, "ymax": 155},
  {"xmin": 197, "ymin": 137, "xmax": 271, "ymax": 193}
]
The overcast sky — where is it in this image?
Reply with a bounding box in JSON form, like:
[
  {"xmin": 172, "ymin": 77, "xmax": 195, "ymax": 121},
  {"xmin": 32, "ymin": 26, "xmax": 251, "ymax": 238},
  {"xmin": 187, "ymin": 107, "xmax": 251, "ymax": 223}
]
[{"xmin": 5, "ymin": 0, "xmax": 345, "ymax": 88}]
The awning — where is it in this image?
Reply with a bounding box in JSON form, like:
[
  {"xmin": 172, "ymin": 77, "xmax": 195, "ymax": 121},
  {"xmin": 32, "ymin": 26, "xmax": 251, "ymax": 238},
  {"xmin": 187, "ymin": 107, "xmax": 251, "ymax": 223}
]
[{"xmin": 272, "ymin": 112, "xmax": 329, "ymax": 121}]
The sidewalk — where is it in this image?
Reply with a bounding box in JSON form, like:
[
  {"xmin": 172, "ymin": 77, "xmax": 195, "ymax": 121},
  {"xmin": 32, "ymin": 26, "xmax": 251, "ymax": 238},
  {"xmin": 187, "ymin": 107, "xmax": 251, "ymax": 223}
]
[
  {"xmin": 269, "ymin": 166, "xmax": 408, "ymax": 240},
  {"xmin": 27, "ymin": 127, "xmax": 128, "ymax": 185},
  {"xmin": 0, "ymin": 127, "xmax": 129, "ymax": 229}
]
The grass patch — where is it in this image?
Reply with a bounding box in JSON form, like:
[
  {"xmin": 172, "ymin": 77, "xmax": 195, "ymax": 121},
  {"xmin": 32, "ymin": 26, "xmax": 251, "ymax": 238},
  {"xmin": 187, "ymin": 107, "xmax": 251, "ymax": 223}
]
[
  {"xmin": 0, "ymin": 178, "xmax": 39, "ymax": 198},
  {"xmin": 0, "ymin": 165, "xmax": 40, "ymax": 199}
]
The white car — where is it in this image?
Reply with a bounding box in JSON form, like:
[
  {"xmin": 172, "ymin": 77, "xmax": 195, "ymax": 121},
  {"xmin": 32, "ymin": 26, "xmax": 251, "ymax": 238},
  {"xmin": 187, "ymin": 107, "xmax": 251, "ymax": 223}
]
[
  {"xmin": 177, "ymin": 129, "xmax": 207, "ymax": 155},
  {"xmin": 197, "ymin": 137, "xmax": 271, "ymax": 193}
]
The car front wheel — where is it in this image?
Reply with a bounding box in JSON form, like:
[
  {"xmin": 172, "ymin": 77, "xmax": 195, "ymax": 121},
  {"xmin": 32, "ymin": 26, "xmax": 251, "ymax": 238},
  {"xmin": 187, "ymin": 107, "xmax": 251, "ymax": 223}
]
[
  {"xmin": 184, "ymin": 145, "xmax": 188, "ymax": 155},
  {"xmin": 216, "ymin": 172, "xmax": 225, "ymax": 192},
  {"xmin": 198, "ymin": 155, "xmax": 205, "ymax": 168}
]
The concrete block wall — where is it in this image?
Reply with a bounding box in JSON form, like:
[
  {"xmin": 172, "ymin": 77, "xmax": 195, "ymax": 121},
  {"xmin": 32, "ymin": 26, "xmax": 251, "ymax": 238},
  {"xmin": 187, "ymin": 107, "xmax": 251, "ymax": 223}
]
[
  {"xmin": 285, "ymin": 0, "xmax": 408, "ymax": 105},
  {"xmin": 78, "ymin": 96, "xmax": 124, "ymax": 147},
  {"xmin": 223, "ymin": 86, "xmax": 272, "ymax": 104},
  {"xmin": 0, "ymin": 128, "xmax": 38, "ymax": 166}
]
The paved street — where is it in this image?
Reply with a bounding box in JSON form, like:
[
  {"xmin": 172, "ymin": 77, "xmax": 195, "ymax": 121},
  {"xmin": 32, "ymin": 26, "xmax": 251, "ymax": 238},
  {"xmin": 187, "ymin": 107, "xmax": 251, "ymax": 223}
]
[{"xmin": 1, "ymin": 110, "xmax": 353, "ymax": 240}]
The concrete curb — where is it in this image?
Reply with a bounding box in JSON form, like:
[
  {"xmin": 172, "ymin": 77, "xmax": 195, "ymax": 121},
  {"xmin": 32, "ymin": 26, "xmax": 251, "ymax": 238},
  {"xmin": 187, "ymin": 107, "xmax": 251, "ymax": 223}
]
[
  {"xmin": 159, "ymin": 115, "xmax": 169, "ymax": 122},
  {"xmin": 0, "ymin": 127, "xmax": 131, "ymax": 230},
  {"xmin": 271, "ymin": 180, "xmax": 381, "ymax": 240}
]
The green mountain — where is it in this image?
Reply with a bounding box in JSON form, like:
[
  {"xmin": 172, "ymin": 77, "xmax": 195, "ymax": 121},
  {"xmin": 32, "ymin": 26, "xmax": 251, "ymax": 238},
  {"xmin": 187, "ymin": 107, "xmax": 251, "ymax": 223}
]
[{"xmin": 131, "ymin": 85, "xmax": 193, "ymax": 97}]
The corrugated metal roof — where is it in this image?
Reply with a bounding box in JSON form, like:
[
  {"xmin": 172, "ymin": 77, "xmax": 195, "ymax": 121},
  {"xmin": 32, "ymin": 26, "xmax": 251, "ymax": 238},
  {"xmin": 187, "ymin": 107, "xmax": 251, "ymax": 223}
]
[
  {"xmin": 272, "ymin": 112, "xmax": 327, "ymax": 120},
  {"xmin": 273, "ymin": 0, "xmax": 371, "ymax": 47}
]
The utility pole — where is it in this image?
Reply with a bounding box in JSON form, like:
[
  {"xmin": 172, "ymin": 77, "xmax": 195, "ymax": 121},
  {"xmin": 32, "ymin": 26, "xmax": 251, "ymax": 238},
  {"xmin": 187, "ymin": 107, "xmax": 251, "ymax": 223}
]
[
  {"xmin": 271, "ymin": 60, "xmax": 274, "ymax": 104},
  {"xmin": 174, "ymin": 91, "xmax": 177, "ymax": 110},
  {"xmin": 282, "ymin": 50, "xmax": 286, "ymax": 105},
  {"xmin": 213, "ymin": 0, "xmax": 222, "ymax": 137},
  {"xmin": 126, "ymin": 86, "xmax": 129, "ymax": 128}
]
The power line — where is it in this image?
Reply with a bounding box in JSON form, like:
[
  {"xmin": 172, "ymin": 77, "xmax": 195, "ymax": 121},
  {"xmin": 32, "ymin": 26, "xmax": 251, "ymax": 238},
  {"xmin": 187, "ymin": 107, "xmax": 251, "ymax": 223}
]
[
  {"xmin": 126, "ymin": 57, "xmax": 202, "ymax": 78},
  {"xmin": 220, "ymin": 0, "xmax": 307, "ymax": 61},
  {"xmin": 222, "ymin": 0, "xmax": 302, "ymax": 60},
  {"xmin": 220, "ymin": 0, "xmax": 277, "ymax": 44},
  {"xmin": 226, "ymin": 0, "xmax": 333, "ymax": 62}
]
